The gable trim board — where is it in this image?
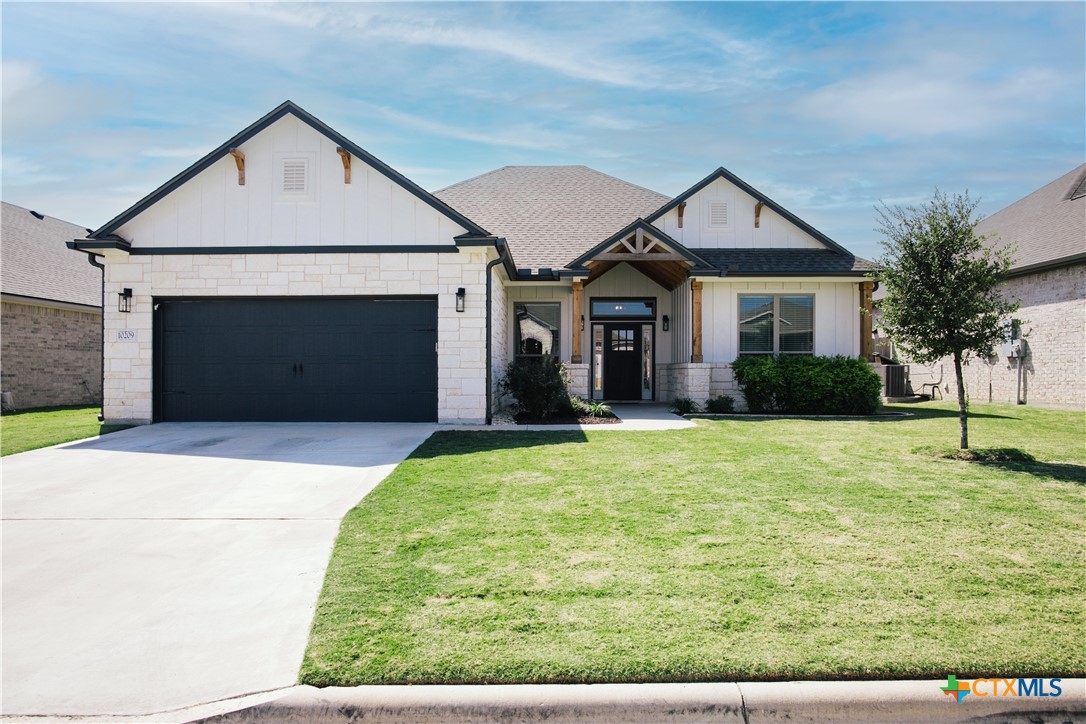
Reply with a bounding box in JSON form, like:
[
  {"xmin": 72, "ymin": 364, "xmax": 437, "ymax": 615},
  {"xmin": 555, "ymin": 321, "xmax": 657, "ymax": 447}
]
[{"xmin": 75, "ymin": 101, "xmax": 877, "ymax": 423}]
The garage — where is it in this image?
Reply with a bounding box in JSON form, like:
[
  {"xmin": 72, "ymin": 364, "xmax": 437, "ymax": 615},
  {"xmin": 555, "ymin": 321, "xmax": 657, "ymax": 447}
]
[{"xmin": 153, "ymin": 297, "xmax": 438, "ymax": 422}]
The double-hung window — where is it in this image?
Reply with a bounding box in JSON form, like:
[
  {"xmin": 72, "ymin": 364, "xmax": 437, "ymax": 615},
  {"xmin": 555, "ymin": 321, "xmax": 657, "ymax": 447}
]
[
  {"xmin": 738, "ymin": 294, "xmax": 814, "ymax": 355},
  {"xmin": 514, "ymin": 302, "xmax": 560, "ymax": 359}
]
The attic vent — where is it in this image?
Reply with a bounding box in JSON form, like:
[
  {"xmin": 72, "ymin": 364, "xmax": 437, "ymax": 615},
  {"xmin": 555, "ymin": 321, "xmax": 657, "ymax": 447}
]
[
  {"xmin": 707, "ymin": 201, "xmax": 729, "ymax": 228},
  {"xmin": 282, "ymin": 159, "xmax": 308, "ymax": 193}
]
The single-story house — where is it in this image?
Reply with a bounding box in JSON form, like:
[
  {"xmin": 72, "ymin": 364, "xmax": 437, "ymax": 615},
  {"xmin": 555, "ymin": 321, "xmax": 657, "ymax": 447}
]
[
  {"xmin": 907, "ymin": 165, "xmax": 1085, "ymax": 408},
  {"xmin": 70, "ymin": 101, "xmax": 875, "ymax": 424},
  {"xmin": 2, "ymin": 202, "xmax": 102, "ymax": 409}
]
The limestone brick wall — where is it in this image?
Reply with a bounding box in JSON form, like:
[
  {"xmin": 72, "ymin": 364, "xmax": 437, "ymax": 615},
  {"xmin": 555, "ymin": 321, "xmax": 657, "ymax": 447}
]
[
  {"xmin": 659, "ymin": 362, "xmax": 741, "ymax": 408},
  {"xmin": 1, "ymin": 300, "xmax": 102, "ymax": 409},
  {"xmin": 100, "ymin": 249, "xmax": 491, "ymax": 424},
  {"xmin": 910, "ymin": 263, "xmax": 1085, "ymax": 409},
  {"xmin": 565, "ymin": 363, "xmax": 589, "ymax": 400}
]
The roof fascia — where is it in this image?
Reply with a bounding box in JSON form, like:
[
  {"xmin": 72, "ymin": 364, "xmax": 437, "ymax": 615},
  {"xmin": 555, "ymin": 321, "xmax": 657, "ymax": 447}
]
[
  {"xmin": 91, "ymin": 101, "xmax": 489, "ymax": 239},
  {"xmin": 645, "ymin": 167, "xmax": 854, "ymax": 256}
]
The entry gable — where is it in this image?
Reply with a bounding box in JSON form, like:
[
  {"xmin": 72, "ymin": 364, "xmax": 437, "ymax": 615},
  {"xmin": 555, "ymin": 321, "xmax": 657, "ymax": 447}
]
[
  {"xmin": 569, "ymin": 218, "xmax": 717, "ymax": 290},
  {"xmin": 647, "ymin": 167, "xmax": 853, "ymax": 255},
  {"xmin": 89, "ymin": 101, "xmax": 488, "ymax": 250}
]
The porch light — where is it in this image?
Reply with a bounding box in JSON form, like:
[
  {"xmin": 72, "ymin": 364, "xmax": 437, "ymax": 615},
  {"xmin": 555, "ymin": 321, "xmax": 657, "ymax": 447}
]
[
  {"xmin": 580, "ymin": 314, "xmax": 585, "ymax": 332},
  {"xmin": 455, "ymin": 287, "xmax": 466, "ymax": 313},
  {"xmin": 118, "ymin": 288, "xmax": 133, "ymax": 313},
  {"xmin": 662, "ymin": 315, "xmax": 670, "ymax": 332}
]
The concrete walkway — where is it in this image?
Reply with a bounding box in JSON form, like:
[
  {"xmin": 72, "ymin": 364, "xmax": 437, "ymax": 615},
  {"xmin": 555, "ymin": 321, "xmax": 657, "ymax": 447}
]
[
  {"xmin": 1, "ymin": 422, "xmax": 437, "ymax": 719},
  {"xmin": 471, "ymin": 403, "xmax": 695, "ymax": 431},
  {"xmin": 196, "ymin": 679, "xmax": 1085, "ymax": 723}
]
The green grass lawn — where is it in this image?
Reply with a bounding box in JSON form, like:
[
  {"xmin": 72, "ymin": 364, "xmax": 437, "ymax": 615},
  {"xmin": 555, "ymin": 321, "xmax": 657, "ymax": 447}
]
[
  {"xmin": 0, "ymin": 406, "xmax": 131, "ymax": 456},
  {"xmin": 301, "ymin": 402, "xmax": 1085, "ymax": 685}
]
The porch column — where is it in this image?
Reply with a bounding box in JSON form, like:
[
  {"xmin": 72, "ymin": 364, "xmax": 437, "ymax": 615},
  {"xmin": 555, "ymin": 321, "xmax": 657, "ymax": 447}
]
[
  {"xmin": 571, "ymin": 281, "xmax": 583, "ymax": 363},
  {"xmin": 860, "ymin": 281, "xmax": 874, "ymax": 359},
  {"xmin": 691, "ymin": 280, "xmax": 703, "ymax": 363}
]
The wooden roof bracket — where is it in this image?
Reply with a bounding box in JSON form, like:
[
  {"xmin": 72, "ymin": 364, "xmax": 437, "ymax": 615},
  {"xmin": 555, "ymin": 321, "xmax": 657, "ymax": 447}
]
[
  {"xmin": 754, "ymin": 201, "xmax": 765, "ymax": 229},
  {"xmin": 336, "ymin": 146, "xmax": 352, "ymax": 184},
  {"xmin": 677, "ymin": 201, "xmax": 687, "ymax": 228},
  {"xmin": 228, "ymin": 148, "xmax": 245, "ymax": 186}
]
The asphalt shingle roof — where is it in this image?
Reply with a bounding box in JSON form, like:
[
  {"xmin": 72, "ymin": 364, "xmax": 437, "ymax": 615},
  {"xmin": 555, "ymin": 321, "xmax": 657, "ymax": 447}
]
[
  {"xmin": 974, "ymin": 164, "xmax": 1086, "ymax": 271},
  {"xmin": 434, "ymin": 166, "xmax": 671, "ymax": 271},
  {"xmin": 696, "ymin": 248, "xmax": 876, "ymax": 276},
  {"xmin": 1, "ymin": 202, "xmax": 100, "ymax": 308}
]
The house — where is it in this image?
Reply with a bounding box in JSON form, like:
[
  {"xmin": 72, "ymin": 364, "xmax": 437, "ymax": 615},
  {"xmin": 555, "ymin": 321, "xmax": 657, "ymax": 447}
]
[
  {"xmin": 910, "ymin": 165, "xmax": 1085, "ymax": 408},
  {"xmin": 1, "ymin": 202, "xmax": 102, "ymax": 409},
  {"xmin": 69, "ymin": 101, "xmax": 875, "ymax": 424}
]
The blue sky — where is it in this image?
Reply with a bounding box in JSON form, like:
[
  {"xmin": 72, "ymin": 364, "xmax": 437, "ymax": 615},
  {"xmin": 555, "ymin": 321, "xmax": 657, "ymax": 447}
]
[{"xmin": 2, "ymin": 1, "xmax": 1083, "ymax": 260}]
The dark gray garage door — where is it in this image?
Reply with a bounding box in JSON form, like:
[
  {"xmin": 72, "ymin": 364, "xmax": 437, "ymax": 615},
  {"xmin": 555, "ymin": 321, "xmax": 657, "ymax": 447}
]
[{"xmin": 154, "ymin": 298, "xmax": 437, "ymax": 422}]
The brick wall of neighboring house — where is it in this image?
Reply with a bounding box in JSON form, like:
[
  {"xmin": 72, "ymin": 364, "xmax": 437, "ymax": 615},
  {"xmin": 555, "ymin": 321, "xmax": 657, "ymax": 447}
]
[
  {"xmin": 1, "ymin": 300, "xmax": 102, "ymax": 409},
  {"xmin": 909, "ymin": 261, "xmax": 1085, "ymax": 409}
]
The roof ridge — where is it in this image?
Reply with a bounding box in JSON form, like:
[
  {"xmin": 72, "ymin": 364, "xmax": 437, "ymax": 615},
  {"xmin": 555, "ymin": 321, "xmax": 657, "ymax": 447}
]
[
  {"xmin": 572, "ymin": 166, "xmax": 670, "ymax": 200},
  {"xmin": 432, "ymin": 165, "xmax": 512, "ymax": 194},
  {"xmin": 1, "ymin": 200, "xmax": 87, "ymax": 230}
]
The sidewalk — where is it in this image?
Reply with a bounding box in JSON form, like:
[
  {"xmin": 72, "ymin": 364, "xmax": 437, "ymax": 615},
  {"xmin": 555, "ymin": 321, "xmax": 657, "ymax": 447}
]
[{"xmin": 197, "ymin": 680, "xmax": 1085, "ymax": 723}]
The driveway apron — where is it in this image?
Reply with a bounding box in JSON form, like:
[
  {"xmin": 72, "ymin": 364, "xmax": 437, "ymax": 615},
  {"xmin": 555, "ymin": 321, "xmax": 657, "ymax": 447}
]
[{"xmin": 1, "ymin": 422, "xmax": 436, "ymax": 717}]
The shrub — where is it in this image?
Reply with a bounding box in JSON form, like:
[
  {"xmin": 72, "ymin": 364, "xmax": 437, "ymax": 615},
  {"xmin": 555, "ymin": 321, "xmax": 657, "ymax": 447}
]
[
  {"xmin": 671, "ymin": 397, "xmax": 700, "ymax": 415},
  {"xmin": 565, "ymin": 395, "xmax": 614, "ymax": 418},
  {"xmin": 705, "ymin": 395, "xmax": 736, "ymax": 414},
  {"xmin": 500, "ymin": 357, "xmax": 571, "ymax": 419},
  {"xmin": 731, "ymin": 355, "xmax": 882, "ymax": 415}
]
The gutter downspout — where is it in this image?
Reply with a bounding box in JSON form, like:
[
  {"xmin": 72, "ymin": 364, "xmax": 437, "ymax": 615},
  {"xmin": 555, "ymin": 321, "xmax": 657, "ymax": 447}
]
[
  {"xmin": 87, "ymin": 254, "xmax": 106, "ymax": 422},
  {"xmin": 485, "ymin": 253, "xmax": 504, "ymax": 425}
]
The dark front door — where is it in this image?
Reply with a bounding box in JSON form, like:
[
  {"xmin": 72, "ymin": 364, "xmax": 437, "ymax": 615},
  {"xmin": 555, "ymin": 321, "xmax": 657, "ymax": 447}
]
[
  {"xmin": 154, "ymin": 297, "xmax": 438, "ymax": 422},
  {"xmin": 603, "ymin": 323, "xmax": 642, "ymax": 400}
]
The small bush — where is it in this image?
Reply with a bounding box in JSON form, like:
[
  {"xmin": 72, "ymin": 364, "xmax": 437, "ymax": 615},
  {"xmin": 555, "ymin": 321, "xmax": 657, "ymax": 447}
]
[
  {"xmin": 671, "ymin": 397, "xmax": 700, "ymax": 415},
  {"xmin": 705, "ymin": 395, "xmax": 736, "ymax": 414},
  {"xmin": 500, "ymin": 357, "xmax": 571, "ymax": 419},
  {"xmin": 731, "ymin": 355, "xmax": 882, "ymax": 415},
  {"xmin": 914, "ymin": 446, "xmax": 1036, "ymax": 462}
]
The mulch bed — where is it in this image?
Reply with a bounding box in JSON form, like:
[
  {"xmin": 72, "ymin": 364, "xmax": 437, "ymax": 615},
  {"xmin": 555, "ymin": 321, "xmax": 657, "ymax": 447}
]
[{"xmin": 513, "ymin": 414, "xmax": 621, "ymax": 425}]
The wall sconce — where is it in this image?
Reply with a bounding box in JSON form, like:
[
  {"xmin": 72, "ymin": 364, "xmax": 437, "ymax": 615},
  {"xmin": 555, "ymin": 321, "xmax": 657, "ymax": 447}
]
[
  {"xmin": 580, "ymin": 314, "xmax": 585, "ymax": 332},
  {"xmin": 455, "ymin": 287, "xmax": 465, "ymax": 313},
  {"xmin": 662, "ymin": 314, "xmax": 670, "ymax": 331},
  {"xmin": 118, "ymin": 288, "xmax": 133, "ymax": 313}
]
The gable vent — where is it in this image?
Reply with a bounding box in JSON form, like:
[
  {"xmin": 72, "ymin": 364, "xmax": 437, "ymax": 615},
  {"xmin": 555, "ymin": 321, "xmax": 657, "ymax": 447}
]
[
  {"xmin": 282, "ymin": 160, "xmax": 308, "ymax": 193},
  {"xmin": 708, "ymin": 201, "xmax": 729, "ymax": 228}
]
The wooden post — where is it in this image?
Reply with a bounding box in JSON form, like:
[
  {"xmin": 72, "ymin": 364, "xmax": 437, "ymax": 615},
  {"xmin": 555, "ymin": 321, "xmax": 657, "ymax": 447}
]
[
  {"xmin": 571, "ymin": 281, "xmax": 583, "ymax": 363},
  {"xmin": 691, "ymin": 280, "xmax": 703, "ymax": 363},
  {"xmin": 860, "ymin": 281, "xmax": 874, "ymax": 360}
]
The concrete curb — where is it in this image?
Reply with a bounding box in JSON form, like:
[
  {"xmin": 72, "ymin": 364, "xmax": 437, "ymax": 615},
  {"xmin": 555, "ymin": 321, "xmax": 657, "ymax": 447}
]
[{"xmin": 195, "ymin": 680, "xmax": 1085, "ymax": 723}]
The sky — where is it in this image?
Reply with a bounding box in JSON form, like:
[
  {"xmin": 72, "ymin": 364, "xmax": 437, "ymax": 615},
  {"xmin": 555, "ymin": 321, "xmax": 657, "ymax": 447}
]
[{"xmin": 2, "ymin": 1, "xmax": 1083, "ymax": 260}]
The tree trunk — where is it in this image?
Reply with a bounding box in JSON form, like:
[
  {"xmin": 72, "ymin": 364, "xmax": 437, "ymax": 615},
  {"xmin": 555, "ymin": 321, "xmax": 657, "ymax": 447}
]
[{"xmin": 953, "ymin": 351, "xmax": 968, "ymax": 449}]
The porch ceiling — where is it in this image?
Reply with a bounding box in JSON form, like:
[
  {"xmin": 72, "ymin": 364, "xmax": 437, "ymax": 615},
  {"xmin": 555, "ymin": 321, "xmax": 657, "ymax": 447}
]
[
  {"xmin": 573, "ymin": 218, "xmax": 715, "ymax": 291},
  {"xmin": 584, "ymin": 257, "xmax": 690, "ymax": 290}
]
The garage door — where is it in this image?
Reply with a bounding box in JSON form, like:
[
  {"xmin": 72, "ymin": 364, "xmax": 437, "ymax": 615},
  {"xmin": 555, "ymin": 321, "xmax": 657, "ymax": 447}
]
[{"xmin": 153, "ymin": 298, "xmax": 438, "ymax": 422}]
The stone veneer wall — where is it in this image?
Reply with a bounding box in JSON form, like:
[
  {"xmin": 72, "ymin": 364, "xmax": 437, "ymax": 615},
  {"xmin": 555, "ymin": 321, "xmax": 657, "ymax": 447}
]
[
  {"xmin": 1, "ymin": 300, "xmax": 102, "ymax": 409},
  {"xmin": 910, "ymin": 262, "xmax": 1085, "ymax": 409},
  {"xmin": 100, "ymin": 249, "xmax": 491, "ymax": 424}
]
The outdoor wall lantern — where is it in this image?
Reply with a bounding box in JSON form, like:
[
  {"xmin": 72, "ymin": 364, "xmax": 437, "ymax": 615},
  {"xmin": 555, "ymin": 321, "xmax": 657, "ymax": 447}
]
[
  {"xmin": 662, "ymin": 314, "xmax": 670, "ymax": 331},
  {"xmin": 118, "ymin": 288, "xmax": 133, "ymax": 313},
  {"xmin": 455, "ymin": 287, "xmax": 466, "ymax": 313},
  {"xmin": 580, "ymin": 314, "xmax": 585, "ymax": 332}
]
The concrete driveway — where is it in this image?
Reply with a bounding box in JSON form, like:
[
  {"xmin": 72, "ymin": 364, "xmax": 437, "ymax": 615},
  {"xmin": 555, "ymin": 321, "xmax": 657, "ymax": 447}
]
[{"xmin": 1, "ymin": 422, "xmax": 436, "ymax": 718}]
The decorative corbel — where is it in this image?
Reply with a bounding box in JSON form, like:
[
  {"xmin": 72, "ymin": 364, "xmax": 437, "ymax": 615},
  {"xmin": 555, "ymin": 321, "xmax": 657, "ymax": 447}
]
[
  {"xmin": 228, "ymin": 148, "xmax": 245, "ymax": 186},
  {"xmin": 336, "ymin": 146, "xmax": 351, "ymax": 184},
  {"xmin": 754, "ymin": 201, "xmax": 765, "ymax": 229},
  {"xmin": 677, "ymin": 201, "xmax": 687, "ymax": 228}
]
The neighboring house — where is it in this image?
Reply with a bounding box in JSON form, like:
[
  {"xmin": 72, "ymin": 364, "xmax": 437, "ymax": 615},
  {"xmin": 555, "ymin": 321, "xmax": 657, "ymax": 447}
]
[
  {"xmin": 909, "ymin": 165, "xmax": 1085, "ymax": 409},
  {"xmin": 1, "ymin": 202, "xmax": 102, "ymax": 409},
  {"xmin": 69, "ymin": 101, "xmax": 874, "ymax": 425}
]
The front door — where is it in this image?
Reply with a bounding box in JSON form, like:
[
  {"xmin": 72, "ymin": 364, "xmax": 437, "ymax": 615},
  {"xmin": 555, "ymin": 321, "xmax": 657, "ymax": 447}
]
[{"xmin": 603, "ymin": 324, "xmax": 642, "ymax": 400}]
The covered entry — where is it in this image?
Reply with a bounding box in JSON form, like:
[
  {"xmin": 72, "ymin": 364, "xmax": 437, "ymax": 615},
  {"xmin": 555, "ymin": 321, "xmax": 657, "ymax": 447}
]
[{"xmin": 153, "ymin": 297, "xmax": 438, "ymax": 422}]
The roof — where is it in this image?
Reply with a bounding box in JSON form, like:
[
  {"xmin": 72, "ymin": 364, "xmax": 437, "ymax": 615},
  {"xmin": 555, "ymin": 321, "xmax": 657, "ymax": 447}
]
[
  {"xmin": 91, "ymin": 101, "xmax": 489, "ymax": 240},
  {"xmin": 695, "ymin": 248, "xmax": 877, "ymax": 276},
  {"xmin": 434, "ymin": 166, "xmax": 671, "ymax": 271},
  {"xmin": 974, "ymin": 164, "xmax": 1086, "ymax": 273},
  {"xmin": 1, "ymin": 202, "xmax": 100, "ymax": 308}
]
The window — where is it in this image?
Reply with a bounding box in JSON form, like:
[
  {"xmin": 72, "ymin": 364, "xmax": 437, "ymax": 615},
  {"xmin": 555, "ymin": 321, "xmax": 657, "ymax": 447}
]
[
  {"xmin": 590, "ymin": 299, "xmax": 655, "ymax": 320},
  {"xmin": 739, "ymin": 294, "xmax": 814, "ymax": 354},
  {"xmin": 515, "ymin": 302, "xmax": 560, "ymax": 358},
  {"xmin": 610, "ymin": 329, "xmax": 634, "ymax": 351}
]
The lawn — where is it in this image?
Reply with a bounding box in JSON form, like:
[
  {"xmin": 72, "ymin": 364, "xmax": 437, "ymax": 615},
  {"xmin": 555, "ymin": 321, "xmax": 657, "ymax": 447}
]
[
  {"xmin": 0, "ymin": 406, "xmax": 131, "ymax": 456},
  {"xmin": 301, "ymin": 402, "xmax": 1085, "ymax": 685}
]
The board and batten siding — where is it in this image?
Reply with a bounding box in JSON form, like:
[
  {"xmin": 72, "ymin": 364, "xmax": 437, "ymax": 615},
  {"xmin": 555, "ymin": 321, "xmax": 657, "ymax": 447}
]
[
  {"xmin": 655, "ymin": 177, "xmax": 824, "ymax": 250},
  {"xmin": 700, "ymin": 280, "xmax": 861, "ymax": 363},
  {"xmin": 116, "ymin": 114, "xmax": 468, "ymax": 248}
]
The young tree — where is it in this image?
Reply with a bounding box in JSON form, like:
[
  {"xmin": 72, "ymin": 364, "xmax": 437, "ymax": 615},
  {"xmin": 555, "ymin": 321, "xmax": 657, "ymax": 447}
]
[{"xmin": 874, "ymin": 190, "xmax": 1017, "ymax": 449}]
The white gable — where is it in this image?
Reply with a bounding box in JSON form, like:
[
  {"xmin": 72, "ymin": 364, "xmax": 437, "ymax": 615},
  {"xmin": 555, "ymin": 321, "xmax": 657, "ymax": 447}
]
[
  {"xmin": 655, "ymin": 177, "xmax": 826, "ymax": 250},
  {"xmin": 116, "ymin": 115, "xmax": 469, "ymax": 248}
]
